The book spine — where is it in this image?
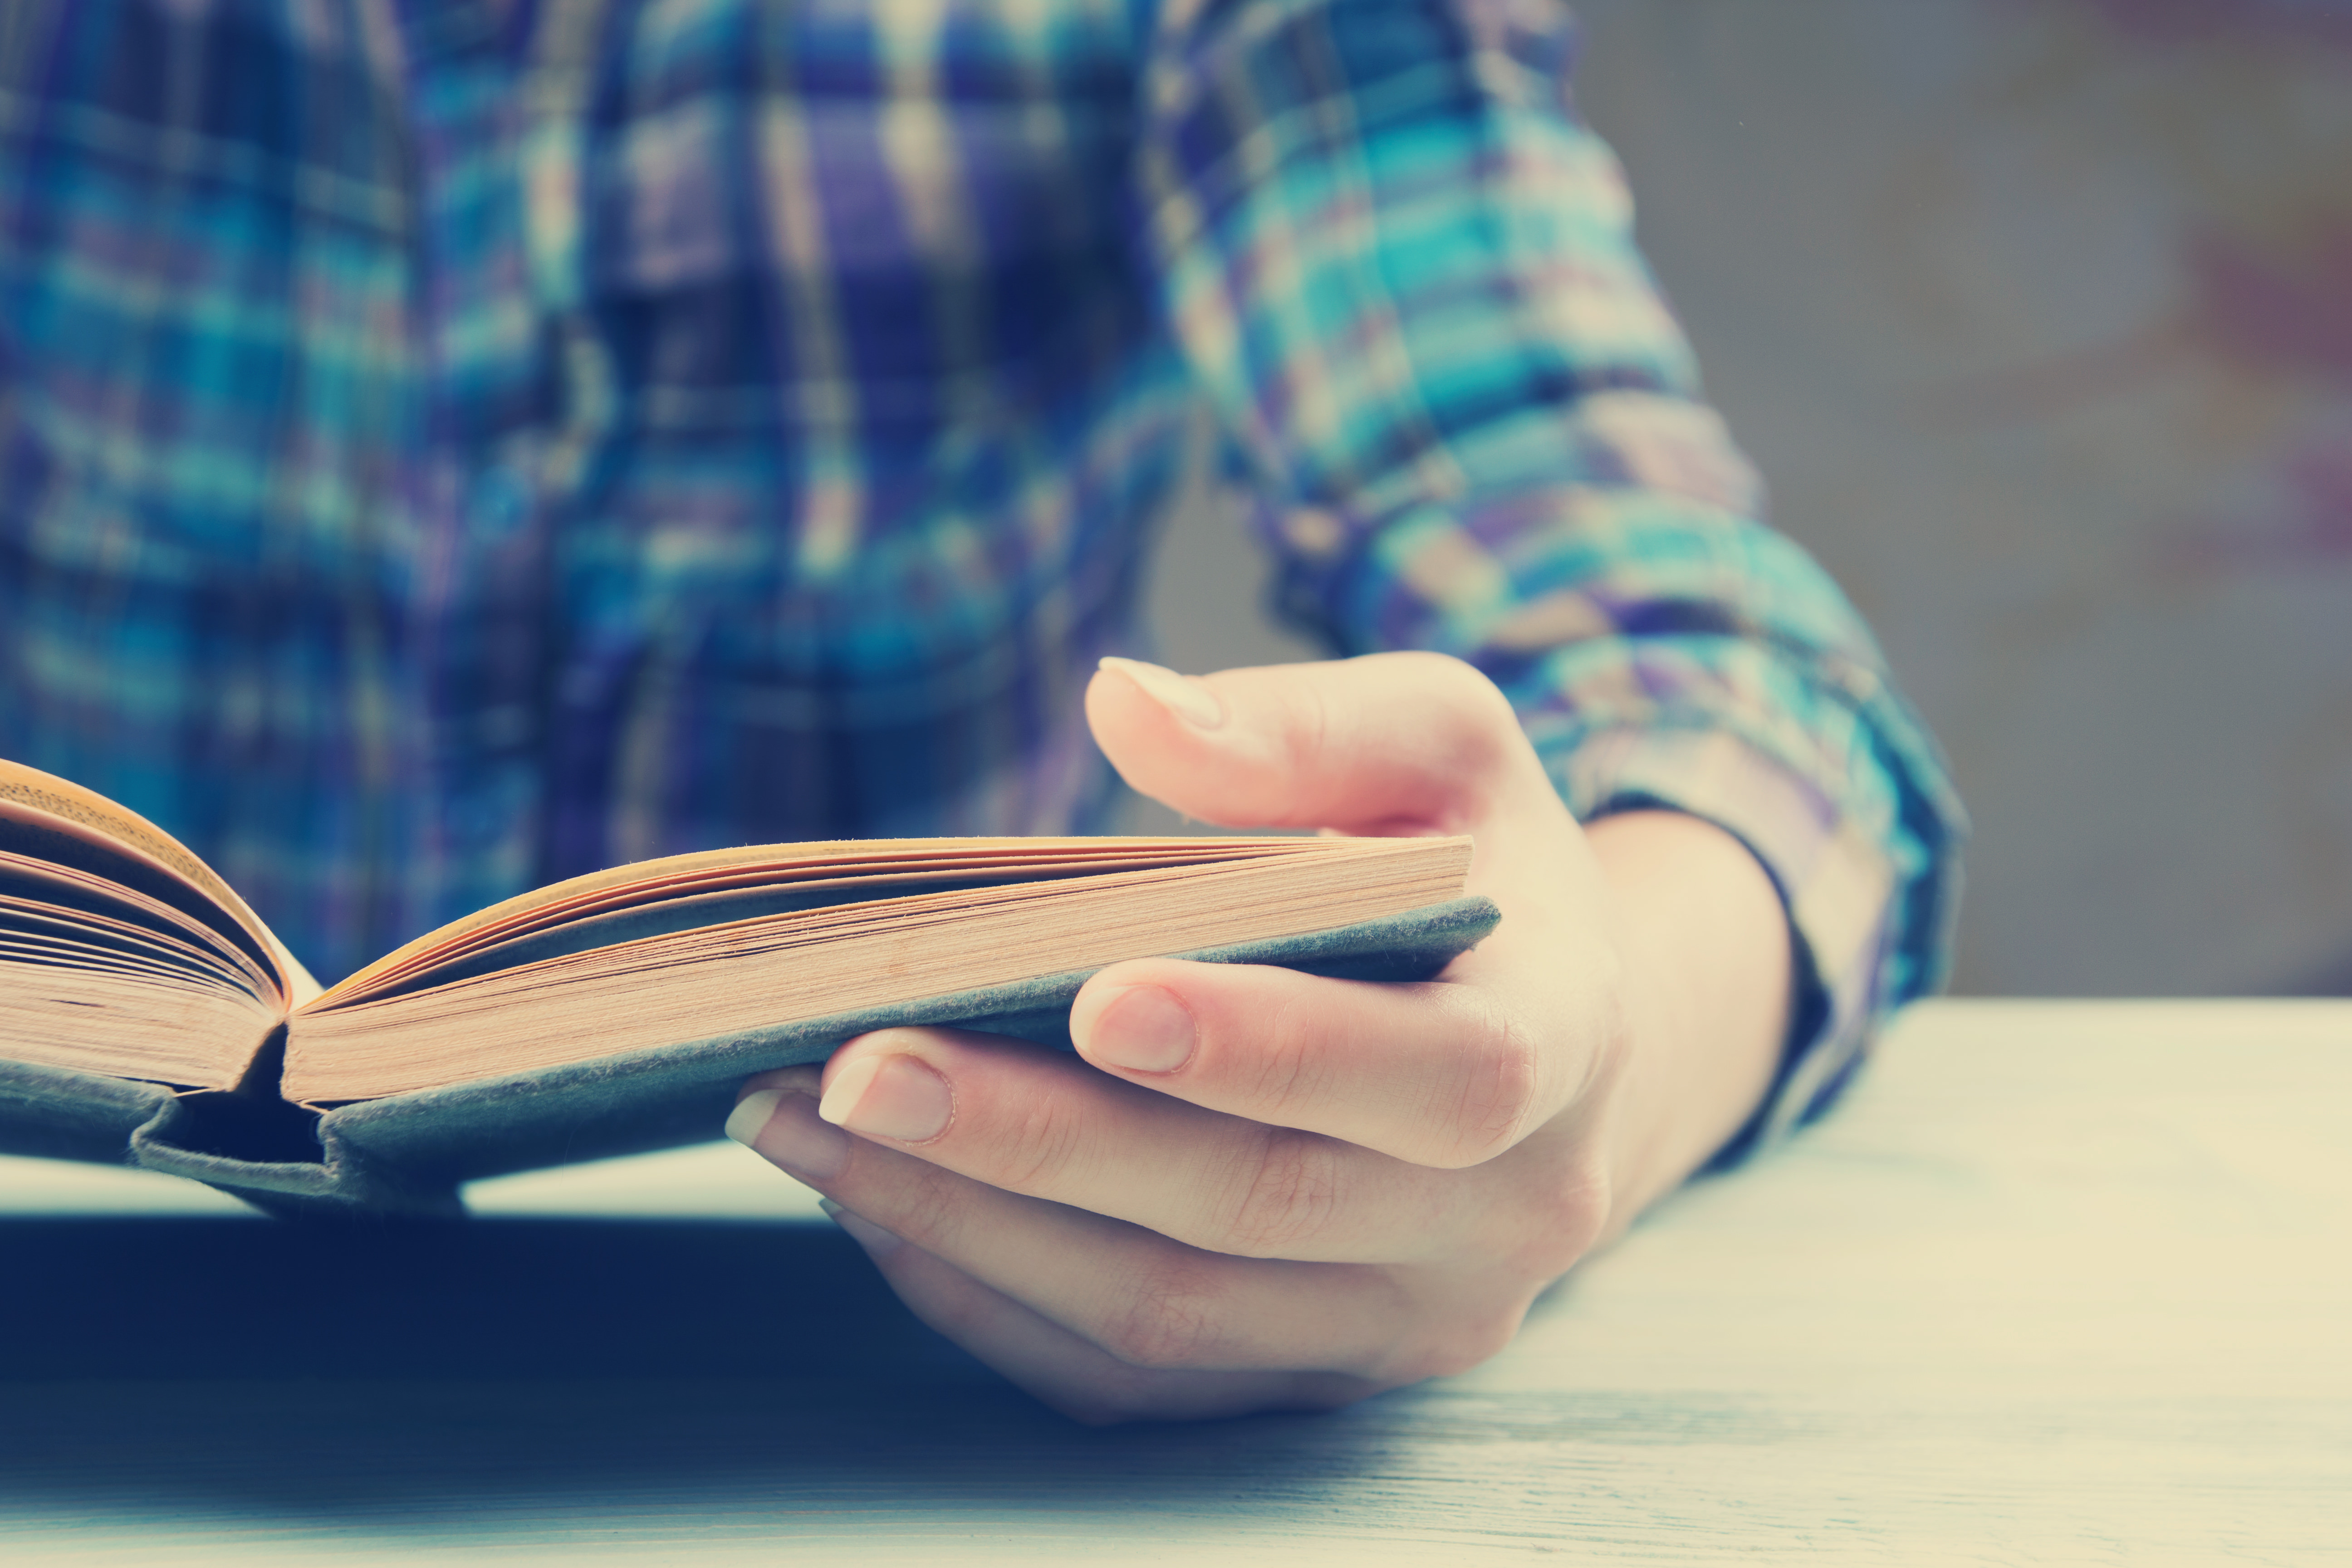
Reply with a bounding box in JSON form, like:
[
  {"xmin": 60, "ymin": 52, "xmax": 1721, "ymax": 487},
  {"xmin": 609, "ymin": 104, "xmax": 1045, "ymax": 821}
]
[{"xmin": 127, "ymin": 1093, "xmax": 464, "ymax": 1218}]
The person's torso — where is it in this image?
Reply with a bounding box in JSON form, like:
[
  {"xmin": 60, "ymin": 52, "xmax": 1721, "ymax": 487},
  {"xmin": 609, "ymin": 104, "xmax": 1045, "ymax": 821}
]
[{"xmin": 0, "ymin": 0, "xmax": 1193, "ymax": 978}]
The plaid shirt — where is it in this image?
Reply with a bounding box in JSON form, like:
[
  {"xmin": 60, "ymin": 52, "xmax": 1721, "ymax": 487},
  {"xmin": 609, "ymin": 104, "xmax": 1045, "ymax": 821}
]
[{"xmin": 0, "ymin": 0, "xmax": 1961, "ymax": 1153}]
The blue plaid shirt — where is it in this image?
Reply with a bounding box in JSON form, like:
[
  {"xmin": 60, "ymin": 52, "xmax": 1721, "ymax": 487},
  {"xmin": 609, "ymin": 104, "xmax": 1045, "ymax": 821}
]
[{"xmin": 0, "ymin": 0, "xmax": 1961, "ymax": 1152}]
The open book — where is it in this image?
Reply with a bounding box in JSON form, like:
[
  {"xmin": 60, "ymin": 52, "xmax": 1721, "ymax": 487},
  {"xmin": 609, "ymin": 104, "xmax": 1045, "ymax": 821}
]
[{"xmin": 0, "ymin": 760, "xmax": 1495, "ymax": 1215}]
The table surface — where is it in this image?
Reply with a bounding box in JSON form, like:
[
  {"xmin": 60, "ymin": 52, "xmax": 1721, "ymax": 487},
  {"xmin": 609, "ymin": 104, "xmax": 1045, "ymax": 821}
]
[{"xmin": 1, "ymin": 1000, "xmax": 2347, "ymax": 1565}]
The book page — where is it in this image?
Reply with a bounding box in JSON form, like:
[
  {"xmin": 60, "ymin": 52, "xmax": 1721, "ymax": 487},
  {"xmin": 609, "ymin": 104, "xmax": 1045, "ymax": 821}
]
[
  {"xmin": 323, "ymin": 837, "xmax": 1321, "ymax": 1005},
  {"xmin": 283, "ymin": 836, "xmax": 1473, "ymax": 1101},
  {"xmin": 0, "ymin": 760, "xmax": 299, "ymax": 999},
  {"xmin": 0, "ymin": 781, "xmax": 297, "ymax": 1087}
]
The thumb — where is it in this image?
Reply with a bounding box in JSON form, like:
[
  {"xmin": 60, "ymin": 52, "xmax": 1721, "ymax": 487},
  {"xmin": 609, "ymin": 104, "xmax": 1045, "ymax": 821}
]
[{"xmin": 1087, "ymin": 652, "xmax": 1556, "ymax": 836}]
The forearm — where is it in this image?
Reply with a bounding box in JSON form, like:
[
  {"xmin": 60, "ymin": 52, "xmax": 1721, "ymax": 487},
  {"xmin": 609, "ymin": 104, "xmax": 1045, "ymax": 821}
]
[{"xmin": 1583, "ymin": 809, "xmax": 1791, "ymax": 1229}]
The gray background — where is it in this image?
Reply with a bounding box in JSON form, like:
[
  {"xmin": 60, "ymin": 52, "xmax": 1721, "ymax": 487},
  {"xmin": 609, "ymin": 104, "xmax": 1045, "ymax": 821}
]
[{"xmin": 1138, "ymin": 0, "xmax": 2352, "ymax": 997}]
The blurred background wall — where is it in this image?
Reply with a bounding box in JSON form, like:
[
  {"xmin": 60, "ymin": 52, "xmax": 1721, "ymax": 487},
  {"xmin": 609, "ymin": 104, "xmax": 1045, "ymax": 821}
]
[{"xmin": 1142, "ymin": 0, "xmax": 2352, "ymax": 996}]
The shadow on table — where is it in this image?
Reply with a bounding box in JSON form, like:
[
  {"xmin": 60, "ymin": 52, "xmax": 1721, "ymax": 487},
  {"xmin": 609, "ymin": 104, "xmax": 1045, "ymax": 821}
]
[
  {"xmin": 0, "ymin": 1215, "xmax": 966, "ymax": 1382},
  {"xmin": 0, "ymin": 1217, "xmax": 1415, "ymax": 1523}
]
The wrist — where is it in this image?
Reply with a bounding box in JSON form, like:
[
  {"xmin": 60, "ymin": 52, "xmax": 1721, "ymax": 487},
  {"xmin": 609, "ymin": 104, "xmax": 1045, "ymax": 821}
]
[{"xmin": 1582, "ymin": 809, "xmax": 1792, "ymax": 1227}]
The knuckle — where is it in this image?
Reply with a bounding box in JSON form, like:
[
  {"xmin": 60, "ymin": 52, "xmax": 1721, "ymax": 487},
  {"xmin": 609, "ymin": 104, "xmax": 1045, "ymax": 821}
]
[
  {"xmin": 1277, "ymin": 678, "xmax": 1334, "ymax": 779},
  {"xmin": 1494, "ymin": 1204, "xmax": 1594, "ymax": 1288},
  {"xmin": 1219, "ymin": 1128, "xmax": 1348, "ymax": 1257},
  {"xmin": 1431, "ymin": 1003, "xmax": 1543, "ymax": 1167},
  {"xmin": 1405, "ymin": 651, "xmax": 1518, "ymax": 741},
  {"xmin": 1399, "ymin": 1304, "xmax": 1526, "ymax": 1382},
  {"xmin": 865, "ymin": 1155, "xmax": 976, "ymax": 1257},
  {"xmin": 1098, "ymin": 1259, "xmax": 1222, "ymax": 1370},
  {"xmin": 1537, "ymin": 1152, "xmax": 1617, "ymax": 1268},
  {"xmin": 1487, "ymin": 1144, "xmax": 1616, "ymax": 1283},
  {"xmin": 1363, "ymin": 1274, "xmax": 1529, "ymax": 1385},
  {"xmin": 990, "ymin": 1085, "xmax": 1090, "ymax": 1194},
  {"xmin": 1236, "ymin": 988, "xmax": 1339, "ymax": 1116}
]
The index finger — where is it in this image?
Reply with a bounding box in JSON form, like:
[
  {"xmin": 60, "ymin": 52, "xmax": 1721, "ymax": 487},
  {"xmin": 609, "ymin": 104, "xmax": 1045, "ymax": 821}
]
[{"xmin": 1067, "ymin": 947, "xmax": 1622, "ymax": 1170}]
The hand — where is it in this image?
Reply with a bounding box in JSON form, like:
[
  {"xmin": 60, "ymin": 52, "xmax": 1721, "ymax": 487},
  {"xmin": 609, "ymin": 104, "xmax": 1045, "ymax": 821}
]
[{"xmin": 728, "ymin": 652, "xmax": 1791, "ymax": 1422}]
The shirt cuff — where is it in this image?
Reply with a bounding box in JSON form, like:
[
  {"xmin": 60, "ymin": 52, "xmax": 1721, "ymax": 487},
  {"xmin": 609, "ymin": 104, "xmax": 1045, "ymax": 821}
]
[{"xmin": 1546, "ymin": 725, "xmax": 1902, "ymax": 1167}]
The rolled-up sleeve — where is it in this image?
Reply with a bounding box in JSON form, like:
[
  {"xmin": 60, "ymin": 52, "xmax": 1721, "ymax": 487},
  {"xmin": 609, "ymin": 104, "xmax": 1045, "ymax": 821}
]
[{"xmin": 1132, "ymin": 0, "xmax": 1967, "ymax": 1158}]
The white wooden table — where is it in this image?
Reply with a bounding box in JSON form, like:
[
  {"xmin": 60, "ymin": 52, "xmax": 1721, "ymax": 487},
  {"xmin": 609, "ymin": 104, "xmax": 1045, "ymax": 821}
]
[{"xmin": 0, "ymin": 1000, "xmax": 2346, "ymax": 1565}]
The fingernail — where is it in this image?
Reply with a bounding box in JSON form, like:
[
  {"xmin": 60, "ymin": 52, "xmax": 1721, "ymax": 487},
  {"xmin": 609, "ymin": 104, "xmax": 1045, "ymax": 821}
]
[
  {"xmin": 819, "ymin": 1053, "xmax": 953, "ymax": 1143},
  {"xmin": 1099, "ymin": 656, "xmax": 1225, "ymax": 730},
  {"xmin": 819, "ymin": 1198, "xmax": 906, "ymax": 1261},
  {"xmin": 1084, "ymin": 985, "xmax": 1197, "ymax": 1073},
  {"xmin": 727, "ymin": 1088, "xmax": 851, "ymax": 1181},
  {"xmin": 724, "ymin": 1089, "xmax": 782, "ymax": 1148}
]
